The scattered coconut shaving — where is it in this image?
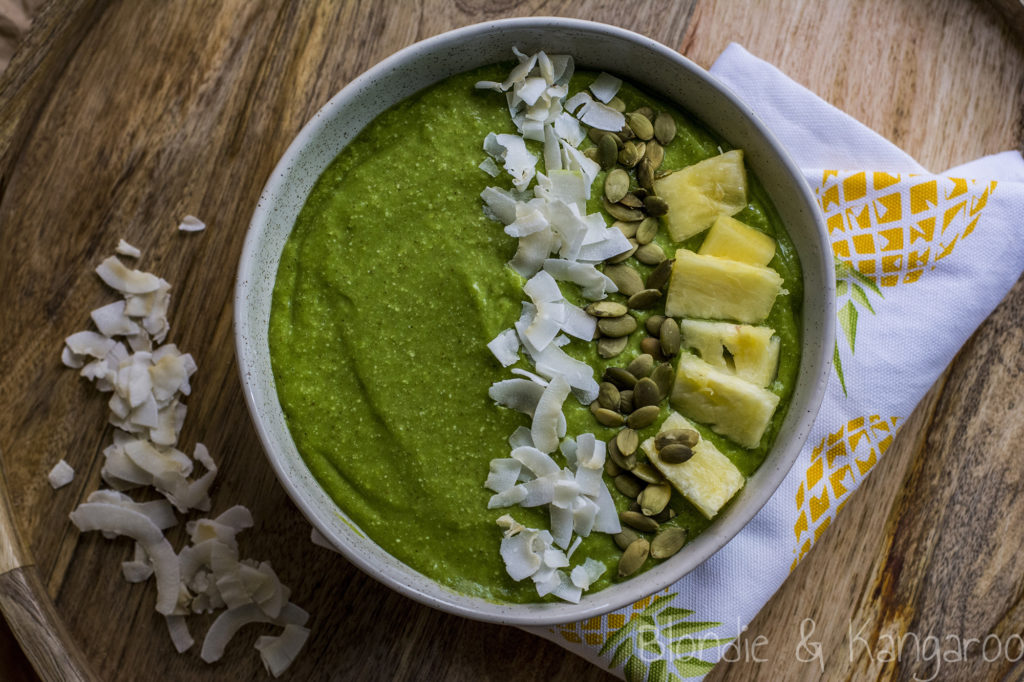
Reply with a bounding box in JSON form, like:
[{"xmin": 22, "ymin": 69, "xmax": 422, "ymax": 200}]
[
  {"xmin": 478, "ymin": 50, "xmax": 631, "ymax": 601},
  {"xmin": 178, "ymin": 215, "xmax": 206, "ymax": 232},
  {"xmin": 59, "ymin": 243, "xmax": 309, "ymax": 674}
]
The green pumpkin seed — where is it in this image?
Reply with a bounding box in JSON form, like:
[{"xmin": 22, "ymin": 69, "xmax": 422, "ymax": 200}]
[
  {"xmin": 589, "ymin": 400, "xmax": 603, "ymax": 416},
  {"xmin": 617, "ymin": 122, "xmax": 635, "ymax": 140},
  {"xmin": 598, "ymin": 134, "xmax": 619, "ymax": 169},
  {"xmin": 605, "ymin": 456, "xmax": 623, "ymax": 477},
  {"xmin": 645, "ymin": 315, "xmax": 666, "ymax": 336},
  {"xmin": 616, "ymin": 428, "xmax": 639, "ymax": 457},
  {"xmin": 654, "ymin": 506, "xmax": 677, "ymax": 523},
  {"xmin": 633, "ymin": 377, "xmax": 661, "ymax": 408},
  {"xmin": 636, "ymin": 157, "xmax": 655, "ymax": 192},
  {"xmin": 636, "ymin": 216, "xmax": 659, "ymax": 245},
  {"xmin": 631, "ymin": 461, "xmax": 665, "ymax": 484},
  {"xmin": 604, "ymin": 168, "xmax": 630, "ymax": 203},
  {"xmin": 613, "ymin": 220, "xmax": 640, "ymax": 239},
  {"xmin": 618, "ymin": 389, "xmax": 634, "ymax": 415},
  {"xmin": 618, "ymin": 538, "xmax": 650, "ymax": 577},
  {"xmin": 597, "ymin": 315, "xmax": 637, "ymax": 338},
  {"xmin": 645, "ymin": 258, "xmax": 674, "ymax": 291},
  {"xmin": 603, "ymin": 264, "xmax": 644, "ymax": 296},
  {"xmin": 627, "ymin": 288, "xmax": 662, "ymax": 310},
  {"xmin": 625, "ymin": 111, "xmax": 654, "ymax": 141},
  {"xmin": 654, "ymin": 112, "xmax": 677, "ymax": 145},
  {"xmin": 620, "ymin": 192, "xmax": 644, "ymax": 209},
  {"xmin": 638, "ymin": 482, "xmax": 672, "ymax": 516},
  {"xmin": 587, "ymin": 300, "xmax": 629, "ymax": 318},
  {"xmin": 656, "ymin": 428, "xmax": 700, "ymax": 450},
  {"xmin": 604, "ymin": 366, "xmax": 638, "ymax": 389},
  {"xmin": 606, "ymin": 239, "xmax": 639, "ymax": 264},
  {"xmin": 626, "ymin": 353, "xmax": 654, "ymax": 379},
  {"xmin": 608, "ymin": 96, "xmax": 626, "ymax": 113},
  {"xmin": 594, "ymin": 407, "xmax": 625, "ymax": 427},
  {"xmin": 583, "ymin": 147, "xmax": 600, "ymax": 162},
  {"xmin": 659, "ymin": 317, "xmax": 681, "ymax": 357},
  {"xmin": 635, "ymin": 242, "xmax": 666, "ymax": 265},
  {"xmin": 620, "ymin": 510, "xmax": 660, "ymax": 533},
  {"xmin": 613, "ymin": 528, "xmax": 640, "ymax": 551},
  {"xmin": 587, "ymin": 127, "xmax": 605, "ymax": 144},
  {"xmin": 640, "ymin": 336, "xmax": 665, "ymax": 360},
  {"xmin": 598, "ymin": 382, "xmax": 621, "ymax": 410},
  {"xmin": 651, "ymin": 362, "xmax": 674, "ymax": 398},
  {"xmin": 618, "ymin": 140, "xmax": 645, "ymax": 168},
  {"xmin": 614, "ymin": 473, "xmax": 645, "ymax": 498},
  {"xmin": 603, "ymin": 198, "xmax": 645, "ymax": 222},
  {"xmin": 627, "ymin": 404, "xmax": 660, "ymax": 429},
  {"xmin": 651, "ymin": 527, "xmax": 687, "ymax": 559},
  {"xmin": 597, "ymin": 336, "xmax": 628, "ymax": 359},
  {"xmin": 659, "ymin": 443, "xmax": 694, "ymax": 464},
  {"xmin": 644, "ymin": 195, "xmax": 669, "ymax": 217},
  {"xmin": 644, "ymin": 140, "xmax": 665, "ymax": 169},
  {"xmin": 635, "ymin": 106, "xmax": 655, "ymax": 120}
]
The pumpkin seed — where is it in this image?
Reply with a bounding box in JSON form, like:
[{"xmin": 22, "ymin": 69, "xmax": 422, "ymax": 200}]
[
  {"xmin": 640, "ymin": 336, "xmax": 665, "ymax": 360},
  {"xmin": 635, "ymin": 242, "xmax": 666, "ymax": 265},
  {"xmin": 651, "ymin": 362, "xmax": 674, "ymax": 398},
  {"xmin": 607, "ymin": 437, "xmax": 627, "ymax": 469},
  {"xmin": 605, "ymin": 456, "xmax": 623, "ymax": 477},
  {"xmin": 633, "ymin": 377, "xmax": 661, "ymax": 408},
  {"xmin": 604, "ymin": 168, "xmax": 630, "ymax": 203},
  {"xmin": 608, "ymin": 96, "xmax": 626, "ymax": 113},
  {"xmin": 587, "ymin": 300, "xmax": 629, "ymax": 318},
  {"xmin": 635, "ymin": 106, "xmax": 655, "ymax": 120},
  {"xmin": 597, "ymin": 315, "xmax": 637, "ymax": 338},
  {"xmin": 617, "ymin": 123, "xmax": 635, "ymax": 140},
  {"xmin": 598, "ymin": 382, "xmax": 621, "ymax": 410},
  {"xmin": 603, "ymin": 264, "xmax": 644, "ymax": 296},
  {"xmin": 651, "ymin": 527, "xmax": 687, "ymax": 559},
  {"xmin": 604, "ymin": 366, "xmax": 638, "ymax": 389},
  {"xmin": 659, "ymin": 443, "xmax": 694, "ymax": 464},
  {"xmin": 645, "ymin": 315, "xmax": 667, "ymax": 336},
  {"xmin": 656, "ymin": 428, "xmax": 700, "ymax": 449},
  {"xmin": 618, "ymin": 140, "xmax": 645, "ymax": 168},
  {"xmin": 626, "ymin": 353, "xmax": 654, "ymax": 379},
  {"xmin": 598, "ymin": 133, "xmax": 619, "ymax": 169},
  {"xmin": 589, "ymin": 400, "xmax": 603, "ymax": 416},
  {"xmin": 638, "ymin": 482, "xmax": 672, "ymax": 516},
  {"xmin": 645, "ymin": 258, "xmax": 674, "ymax": 291},
  {"xmin": 596, "ymin": 336, "xmax": 628, "ymax": 359},
  {"xmin": 659, "ymin": 317, "xmax": 681, "ymax": 357},
  {"xmin": 603, "ymin": 198, "xmax": 644, "ymax": 222},
  {"xmin": 583, "ymin": 147, "xmax": 600, "ymax": 162},
  {"xmin": 606, "ymin": 239, "xmax": 639, "ymax": 264},
  {"xmin": 618, "ymin": 538, "xmax": 650, "ymax": 577},
  {"xmin": 631, "ymin": 461, "xmax": 665, "ymax": 484},
  {"xmin": 613, "ymin": 528, "xmax": 640, "ymax": 551},
  {"xmin": 644, "ymin": 140, "xmax": 665, "ymax": 169},
  {"xmin": 625, "ymin": 111, "xmax": 654, "ymax": 141},
  {"xmin": 613, "ymin": 220, "xmax": 640, "ymax": 239},
  {"xmin": 644, "ymin": 194, "xmax": 669, "ymax": 217},
  {"xmin": 618, "ymin": 390, "xmax": 634, "ymax": 415},
  {"xmin": 616, "ymin": 428, "xmax": 639, "ymax": 457},
  {"xmin": 636, "ymin": 157, "xmax": 655, "ymax": 192},
  {"xmin": 654, "ymin": 506, "xmax": 677, "ymax": 523},
  {"xmin": 614, "ymin": 473, "xmax": 644, "ymax": 499},
  {"xmin": 654, "ymin": 112, "xmax": 677, "ymax": 145},
  {"xmin": 587, "ymin": 127, "xmax": 605, "ymax": 144},
  {"xmin": 636, "ymin": 216, "xmax": 659, "ymax": 245},
  {"xmin": 627, "ymin": 404, "xmax": 660, "ymax": 429},
  {"xmin": 594, "ymin": 407, "xmax": 625, "ymax": 427},
  {"xmin": 620, "ymin": 510, "xmax": 660, "ymax": 533},
  {"xmin": 627, "ymin": 288, "xmax": 662, "ymax": 310},
  {"xmin": 628, "ymin": 500, "xmax": 642, "ymax": 513}
]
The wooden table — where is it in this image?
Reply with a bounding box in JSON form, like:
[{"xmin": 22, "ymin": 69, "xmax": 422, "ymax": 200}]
[{"xmin": 0, "ymin": 1, "xmax": 1021, "ymax": 680}]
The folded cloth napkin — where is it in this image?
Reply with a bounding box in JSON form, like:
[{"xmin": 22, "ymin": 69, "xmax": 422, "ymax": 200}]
[{"xmin": 527, "ymin": 43, "xmax": 1024, "ymax": 680}]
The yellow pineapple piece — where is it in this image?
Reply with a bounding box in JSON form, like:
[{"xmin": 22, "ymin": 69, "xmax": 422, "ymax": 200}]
[
  {"xmin": 670, "ymin": 352, "xmax": 780, "ymax": 448},
  {"xmin": 653, "ymin": 150, "xmax": 747, "ymax": 242},
  {"xmin": 665, "ymin": 248, "xmax": 782, "ymax": 323},
  {"xmin": 698, "ymin": 215, "xmax": 776, "ymax": 267},
  {"xmin": 642, "ymin": 412, "xmax": 744, "ymax": 519},
  {"xmin": 679, "ymin": 319, "xmax": 780, "ymax": 387}
]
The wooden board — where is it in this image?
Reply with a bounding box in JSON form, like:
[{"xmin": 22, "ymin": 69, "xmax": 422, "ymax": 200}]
[{"xmin": 0, "ymin": 1, "xmax": 1020, "ymax": 680}]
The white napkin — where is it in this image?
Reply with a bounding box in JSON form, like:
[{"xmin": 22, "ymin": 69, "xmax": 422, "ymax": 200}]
[{"xmin": 529, "ymin": 43, "xmax": 1024, "ymax": 680}]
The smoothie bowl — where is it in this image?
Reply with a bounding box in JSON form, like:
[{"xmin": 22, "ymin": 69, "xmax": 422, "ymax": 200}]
[{"xmin": 235, "ymin": 18, "xmax": 834, "ymax": 625}]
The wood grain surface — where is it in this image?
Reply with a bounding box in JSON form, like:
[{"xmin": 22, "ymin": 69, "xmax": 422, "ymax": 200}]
[{"xmin": 0, "ymin": 1, "xmax": 1021, "ymax": 681}]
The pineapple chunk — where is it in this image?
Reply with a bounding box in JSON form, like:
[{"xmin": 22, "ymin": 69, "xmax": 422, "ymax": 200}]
[
  {"xmin": 641, "ymin": 412, "xmax": 744, "ymax": 519},
  {"xmin": 670, "ymin": 353, "xmax": 780, "ymax": 448},
  {"xmin": 665, "ymin": 249, "xmax": 783, "ymax": 323},
  {"xmin": 653, "ymin": 150, "xmax": 747, "ymax": 242},
  {"xmin": 698, "ymin": 215, "xmax": 777, "ymax": 267},
  {"xmin": 680, "ymin": 319, "xmax": 780, "ymax": 387}
]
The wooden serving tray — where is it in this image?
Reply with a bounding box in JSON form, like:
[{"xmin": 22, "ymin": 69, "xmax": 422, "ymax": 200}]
[{"xmin": 0, "ymin": 1, "xmax": 1021, "ymax": 680}]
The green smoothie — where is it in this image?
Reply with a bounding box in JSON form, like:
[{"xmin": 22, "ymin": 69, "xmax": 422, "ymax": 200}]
[{"xmin": 268, "ymin": 64, "xmax": 802, "ymax": 603}]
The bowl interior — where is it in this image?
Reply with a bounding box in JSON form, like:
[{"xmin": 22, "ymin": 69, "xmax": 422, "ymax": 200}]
[{"xmin": 235, "ymin": 18, "xmax": 834, "ymax": 626}]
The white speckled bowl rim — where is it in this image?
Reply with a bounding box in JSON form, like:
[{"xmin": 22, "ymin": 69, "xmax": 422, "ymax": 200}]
[{"xmin": 236, "ymin": 18, "xmax": 835, "ymax": 627}]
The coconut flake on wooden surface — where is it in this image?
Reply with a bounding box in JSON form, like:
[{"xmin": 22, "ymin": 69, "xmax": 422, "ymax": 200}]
[
  {"xmin": 47, "ymin": 460, "xmax": 75, "ymax": 489},
  {"xmin": 178, "ymin": 215, "xmax": 206, "ymax": 232}
]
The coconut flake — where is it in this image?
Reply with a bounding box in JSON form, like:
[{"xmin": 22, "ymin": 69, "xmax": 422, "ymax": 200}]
[
  {"xmin": 485, "ymin": 459, "xmax": 522, "ymax": 494},
  {"xmin": 478, "ymin": 157, "xmax": 501, "ymax": 177},
  {"xmin": 95, "ymin": 256, "xmax": 162, "ymax": 294},
  {"xmin": 47, "ymin": 460, "xmax": 75, "ymax": 489},
  {"xmin": 115, "ymin": 239, "xmax": 142, "ymax": 258},
  {"xmin": 178, "ymin": 215, "xmax": 206, "ymax": 232},
  {"xmin": 200, "ymin": 602, "xmax": 309, "ymax": 663},
  {"xmin": 588, "ymin": 72, "xmax": 622, "ymax": 103},
  {"xmin": 570, "ymin": 557, "xmax": 607, "ymax": 590},
  {"xmin": 255, "ymin": 624, "xmax": 310, "ymax": 678},
  {"xmin": 91, "ymin": 300, "xmax": 141, "ymax": 337},
  {"xmin": 529, "ymin": 375, "xmax": 571, "ymax": 453},
  {"xmin": 165, "ymin": 615, "xmax": 194, "ymax": 653},
  {"xmin": 577, "ymin": 99, "xmax": 625, "ymax": 131},
  {"xmin": 310, "ymin": 527, "xmax": 338, "ymax": 552}
]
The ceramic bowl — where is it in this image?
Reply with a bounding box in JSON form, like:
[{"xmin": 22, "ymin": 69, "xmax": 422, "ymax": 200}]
[{"xmin": 235, "ymin": 17, "xmax": 835, "ymax": 626}]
